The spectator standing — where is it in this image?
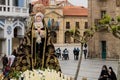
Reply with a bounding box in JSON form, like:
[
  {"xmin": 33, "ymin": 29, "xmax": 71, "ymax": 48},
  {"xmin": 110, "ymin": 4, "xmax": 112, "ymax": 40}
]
[
  {"xmin": 108, "ymin": 67, "xmax": 117, "ymax": 80},
  {"xmin": 8, "ymin": 54, "xmax": 15, "ymax": 66},
  {"xmin": 12, "ymin": 49, "xmax": 17, "ymax": 57},
  {"xmin": 56, "ymin": 48, "xmax": 61, "ymax": 58},
  {"xmin": 73, "ymin": 48, "xmax": 77, "ymax": 60},
  {"xmin": 98, "ymin": 65, "xmax": 109, "ymax": 80},
  {"xmin": 62, "ymin": 48, "xmax": 69, "ymax": 60},
  {"xmin": 1, "ymin": 54, "xmax": 8, "ymax": 71},
  {"xmin": 3, "ymin": 58, "xmax": 11, "ymax": 77},
  {"xmin": 76, "ymin": 48, "xmax": 80, "ymax": 60}
]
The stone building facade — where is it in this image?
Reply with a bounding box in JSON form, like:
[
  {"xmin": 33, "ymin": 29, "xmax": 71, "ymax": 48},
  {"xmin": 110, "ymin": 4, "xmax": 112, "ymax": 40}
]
[
  {"xmin": 30, "ymin": 0, "xmax": 88, "ymax": 46},
  {"xmin": 44, "ymin": 5, "xmax": 88, "ymax": 45},
  {"xmin": 88, "ymin": 0, "xmax": 120, "ymax": 59},
  {"xmin": 0, "ymin": 0, "xmax": 29, "ymax": 56}
]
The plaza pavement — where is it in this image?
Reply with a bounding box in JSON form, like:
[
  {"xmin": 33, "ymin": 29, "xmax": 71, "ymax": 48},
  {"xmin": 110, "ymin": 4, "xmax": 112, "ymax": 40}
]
[{"xmin": 59, "ymin": 55, "xmax": 118, "ymax": 80}]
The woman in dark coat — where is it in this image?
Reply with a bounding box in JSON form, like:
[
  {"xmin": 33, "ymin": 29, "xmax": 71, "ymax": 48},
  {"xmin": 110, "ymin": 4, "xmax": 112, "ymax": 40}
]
[
  {"xmin": 108, "ymin": 67, "xmax": 117, "ymax": 80},
  {"xmin": 99, "ymin": 65, "xmax": 109, "ymax": 80}
]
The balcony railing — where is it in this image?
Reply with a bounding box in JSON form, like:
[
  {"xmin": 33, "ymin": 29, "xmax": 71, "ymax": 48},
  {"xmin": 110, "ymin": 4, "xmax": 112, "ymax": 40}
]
[{"xmin": 0, "ymin": 5, "xmax": 29, "ymax": 17}]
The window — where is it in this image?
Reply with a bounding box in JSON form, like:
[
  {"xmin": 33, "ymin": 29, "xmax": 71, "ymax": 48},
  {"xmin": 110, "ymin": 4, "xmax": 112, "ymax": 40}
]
[
  {"xmin": 0, "ymin": 1, "xmax": 5, "ymax": 5},
  {"xmin": 50, "ymin": 0, "xmax": 55, "ymax": 5},
  {"xmin": 116, "ymin": 0, "xmax": 120, "ymax": 7},
  {"xmin": 101, "ymin": 10, "xmax": 106, "ymax": 18},
  {"xmin": 94, "ymin": 19, "xmax": 100, "ymax": 26},
  {"xmin": 84, "ymin": 22, "xmax": 88, "ymax": 29},
  {"xmin": 13, "ymin": 0, "xmax": 18, "ymax": 6},
  {"xmin": 66, "ymin": 22, "xmax": 70, "ymax": 29},
  {"xmin": 75, "ymin": 22, "xmax": 79, "ymax": 28}
]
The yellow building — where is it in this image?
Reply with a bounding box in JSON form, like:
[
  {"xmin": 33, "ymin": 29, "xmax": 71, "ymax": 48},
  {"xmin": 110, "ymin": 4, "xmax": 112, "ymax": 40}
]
[
  {"xmin": 88, "ymin": 0, "xmax": 120, "ymax": 59},
  {"xmin": 33, "ymin": 0, "xmax": 88, "ymax": 46}
]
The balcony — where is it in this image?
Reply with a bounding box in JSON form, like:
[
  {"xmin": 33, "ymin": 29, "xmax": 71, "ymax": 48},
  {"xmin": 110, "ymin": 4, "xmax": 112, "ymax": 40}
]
[{"xmin": 0, "ymin": 5, "xmax": 29, "ymax": 17}]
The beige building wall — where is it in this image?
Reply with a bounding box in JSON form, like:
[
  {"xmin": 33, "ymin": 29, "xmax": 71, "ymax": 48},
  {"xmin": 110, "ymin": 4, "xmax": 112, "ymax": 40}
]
[
  {"xmin": 44, "ymin": 5, "xmax": 88, "ymax": 45},
  {"xmin": 88, "ymin": 0, "xmax": 120, "ymax": 59}
]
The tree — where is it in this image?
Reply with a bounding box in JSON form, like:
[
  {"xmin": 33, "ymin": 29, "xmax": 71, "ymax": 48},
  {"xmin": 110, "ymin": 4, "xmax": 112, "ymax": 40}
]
[
  {"xmin": 69, "ymin": 27, "xmax": 95, "ymax": 80},
  {"xmin": 98, "ymin": 15, "xmax": 120, "ymax": 39},
  {"xmin": 98, "ymin": 15, "xmax": 120, "ymax": 80}
]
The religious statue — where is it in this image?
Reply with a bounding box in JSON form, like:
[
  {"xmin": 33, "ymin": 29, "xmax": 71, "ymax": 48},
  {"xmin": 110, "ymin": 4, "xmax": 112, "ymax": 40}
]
[{"xmin": 4, "ymin": 3, "xmax": 61, "ymax": 79}]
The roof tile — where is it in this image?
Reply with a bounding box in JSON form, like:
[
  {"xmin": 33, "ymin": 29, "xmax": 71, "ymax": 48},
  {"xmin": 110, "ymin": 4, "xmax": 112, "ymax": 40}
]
[{"xmin": 63, "ymin": 6, "xmax": 88, "ymax": 16}]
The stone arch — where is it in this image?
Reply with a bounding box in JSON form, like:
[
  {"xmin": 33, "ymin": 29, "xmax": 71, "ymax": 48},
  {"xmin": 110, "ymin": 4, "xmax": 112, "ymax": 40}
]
[
  {"xmin": 13, "ymin": 21, "xmax": 24, "ymax": 37},
  {"xmin": 50, "ymin": 31, "xmax": 57, "ymax": 43},
  {"xmin": 64, "ymin": 31, "xmax": 71, "ymax": 43}
]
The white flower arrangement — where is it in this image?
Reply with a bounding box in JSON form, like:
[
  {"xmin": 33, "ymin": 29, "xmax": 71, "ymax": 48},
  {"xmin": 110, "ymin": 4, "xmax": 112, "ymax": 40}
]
[{"xmin": 11, "ymin": 68, "xmax": 72, "ymax": 80}]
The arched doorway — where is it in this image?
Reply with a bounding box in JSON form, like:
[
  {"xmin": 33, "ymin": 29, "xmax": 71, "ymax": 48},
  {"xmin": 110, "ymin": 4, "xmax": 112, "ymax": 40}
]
[
  {"xmin": 0, "ymin": 28, "xmax": 4, "ymax": 55},
  {"xmin": 50, "ymin": 31, "xmax": 57, "ymax": 43},
  {"xmin": 12, "ymin": 26, "xmax": 23, "ymax": 50}
]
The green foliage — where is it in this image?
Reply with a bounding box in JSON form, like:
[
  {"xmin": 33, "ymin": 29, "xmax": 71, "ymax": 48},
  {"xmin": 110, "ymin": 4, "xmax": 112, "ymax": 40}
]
[
  {"xmin": 117, "ymin": 16, "xmax": 120, "ymax": 22},
  {"xmin": 111, "ymin": 25, "xmax": 117, "ymax": 33},
  {"xmin": 69, "ymin": 29, "xmax": 75, "ymax": 35},
  {"xmin": 118, "ymin": 26, "xmax": 120, "ymax": 30},
  {"xmin": 9, "ymin": 71, "xmax": 22, "ymax": 80},
  {"xmin": 99, "ymin": 15, "xmax": 111, "ymax": 24},
  {"xmin": 90, "ymin": 26, "xmax": 98, "ymax": 31},
  {"xmin": 84, "ymin": 30, "xmax": 94, "ymax": 37}
]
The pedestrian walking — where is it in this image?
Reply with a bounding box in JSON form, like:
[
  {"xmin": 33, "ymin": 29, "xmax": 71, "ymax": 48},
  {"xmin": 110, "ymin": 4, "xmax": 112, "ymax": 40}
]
[
  {"xmin": 98, "ymin": 65, "xmax": 109, "ymax": 80},
  {"xmin": 83, "ymin": 48, "xmax": 87, "ymax": 59},
  {"xmin": 73, "ymin": 47, "xmax": 77, "ymax": 60},
  {"xmin": 108, "ymin": 67, "xmax": 117, "ymax": 80}
]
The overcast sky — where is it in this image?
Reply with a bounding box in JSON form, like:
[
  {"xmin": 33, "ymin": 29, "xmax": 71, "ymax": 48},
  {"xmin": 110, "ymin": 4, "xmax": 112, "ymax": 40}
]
[
  {"xmin": 68, "ymin": 0, "xmax": 88, "ymax": 7},
  {"xmin": 31, "ymin": 0, "xmax": 88, "ymax": 7}
]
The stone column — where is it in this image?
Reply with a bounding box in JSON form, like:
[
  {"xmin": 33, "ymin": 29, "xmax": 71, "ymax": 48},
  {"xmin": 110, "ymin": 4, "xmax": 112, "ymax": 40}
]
[
  {"xmin": 6, "ymin": 38, "xmax": 12, "ymax": 56},
  {"xmin": 5, "ymin": 0, "xmax": 8, "ymax": 5},
  {"xmin": 9, "ymin": 0, "xmax": 13, "ymax": 12}
]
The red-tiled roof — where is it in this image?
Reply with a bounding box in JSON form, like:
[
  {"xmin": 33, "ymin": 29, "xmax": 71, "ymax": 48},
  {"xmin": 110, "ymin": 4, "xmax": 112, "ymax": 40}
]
[
  {"xmin": 63, "ymin": 6, "xmax": 88, "ymax": 16},
  {"xmin": 31, "ymin": 0, "xmax": 49, "ymax": 6}
]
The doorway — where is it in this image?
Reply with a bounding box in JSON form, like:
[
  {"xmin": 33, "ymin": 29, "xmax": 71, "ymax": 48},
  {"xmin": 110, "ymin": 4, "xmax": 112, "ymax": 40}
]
[{"xmin": 101, "ymin": 41, "xmax": 106, "ymax": 59}]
